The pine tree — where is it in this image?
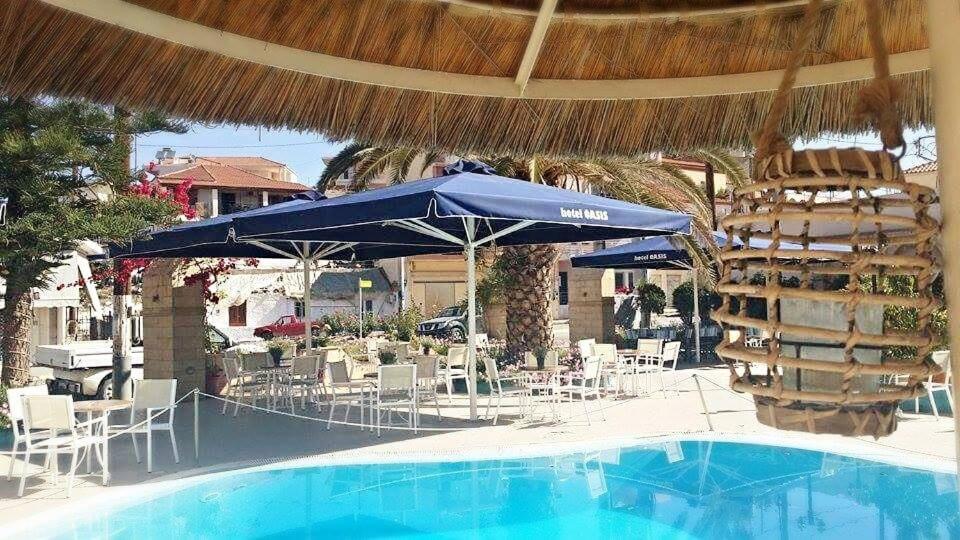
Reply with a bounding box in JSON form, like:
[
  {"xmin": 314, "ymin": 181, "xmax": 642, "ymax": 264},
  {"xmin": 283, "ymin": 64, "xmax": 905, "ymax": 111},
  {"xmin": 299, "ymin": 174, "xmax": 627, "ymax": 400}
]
[{"xmin": 0, "ymin": 98, "xmax": 186, "ymax": 386}]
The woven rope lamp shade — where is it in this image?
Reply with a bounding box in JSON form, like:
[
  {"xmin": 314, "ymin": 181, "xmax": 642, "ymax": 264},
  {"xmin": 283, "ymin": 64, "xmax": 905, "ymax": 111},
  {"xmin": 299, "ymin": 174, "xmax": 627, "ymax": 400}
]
[{"xmin": 713, "ymin": 0, "xmax": 941, "ymax": 438}]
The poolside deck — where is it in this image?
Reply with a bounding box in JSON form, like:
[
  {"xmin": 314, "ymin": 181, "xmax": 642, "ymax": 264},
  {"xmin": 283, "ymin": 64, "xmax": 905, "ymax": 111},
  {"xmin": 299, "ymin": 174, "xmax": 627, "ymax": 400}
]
[{"xmin": 0, "ymin": 365, "xmax": 955, "ymax": 531}]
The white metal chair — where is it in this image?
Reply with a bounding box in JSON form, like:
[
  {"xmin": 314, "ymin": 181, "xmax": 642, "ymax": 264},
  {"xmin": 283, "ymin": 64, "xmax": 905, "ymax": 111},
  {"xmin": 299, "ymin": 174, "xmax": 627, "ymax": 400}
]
[
  {"xmin": 17, "ymin": 395, "xmax": 104, "ymax": 497},
  {"xmin": 281, "ymin": 355, "xmax": 324, "ymax": 410},
  {"xmin": 482, "ymin": 356, "xmax": 530, "ymax": 425},
  {"xmin": 639, "ymin": 341, "xmax": 681, "ymax": 397},
  {"xmin": 221, "ymin": 354, "xmax": 267, "ymax": 416},
  {"xmin": 577, "ymin": 338, "xmax": 596, "ymax": 359},
  {"xmin": 440, "ymin": 346, "xmax": 470, "ymax": 402},
  {"xmin": 108, "ymin": 379, "xmax": 179, "ymax": 473},
  {"xmin": 367, "ymin": 364, "xmax": 419, "ymax": 437},
  {"xmin": 414, "ymin": 355, "xmax": 443, "ymax": 420},
  {"xmin": 919, "ymin": 350, "xmax": 954, "ymax": 418},
  {"xmin": 6, "ymin": 385, "xmax": 49, "ymax": 481},
  {"xmin": 475, "ymin": 333, "xmax": 490, "ymax": 355},
  {"xmin": 556, "ymin": 356, "xmax": 606, "ymax": 425},
  {"xmin": 324, "ymin": 361, "xmax": 370, "ymax": 430}
]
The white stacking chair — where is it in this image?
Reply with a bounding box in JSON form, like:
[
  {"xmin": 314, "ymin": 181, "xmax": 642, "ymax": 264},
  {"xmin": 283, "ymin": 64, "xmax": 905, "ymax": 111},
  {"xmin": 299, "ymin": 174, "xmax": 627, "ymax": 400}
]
[
  {"xmin": 919, "ymin": 350, "xmax": 954, "ymax": 419},
  {"xmin": 593, "ymin": 343, "xmax": 628, "ymax": 396},
  {"xmin": 281, "ymin": 355, "xmax": 324, "ymax": 410},
  {"xmin": 221, "ymin": 354, "xmax": 267, "ymax": 416},
  {"xmin": 368, "ymin": 364, "xmax": 419, "ymax": 437},
  {"xmin": 440, "ymin": 346, "xmax": 470, "ymax": 402},
  {"xmin": 414, "ymin": 355, "xmax": 443, "ymax": 420},
  {"xmin": 6, "ymin": 385, "xmax": 48, "ymax": 481},
  {"xmin": 556, "ymin": 356, "xmax": 606, "ymax": 425},
  {"xmin": 17, "ymin": 395, "xmax": 104, "ymax": 497},
  {"xmin": 475, "ymin": 333, "xmax": 491, "ymax": 355},
  {"xmin": 577, "ymin": 338, "xmax": 596, "ymax": 359},
  {"xmin": 324, "ymin": 361, "xmax": 370, "ymax": 430},
  {"xmin": 640, "ymin": 341, "xmax": 681, "ymax": 397},
  {"xmin": 108, "ymin": 379, "xmax": 179, "ymax": 473},
  {"xmin": 482, "ymin": 356, "xmax": 530, "ymax": 425}
]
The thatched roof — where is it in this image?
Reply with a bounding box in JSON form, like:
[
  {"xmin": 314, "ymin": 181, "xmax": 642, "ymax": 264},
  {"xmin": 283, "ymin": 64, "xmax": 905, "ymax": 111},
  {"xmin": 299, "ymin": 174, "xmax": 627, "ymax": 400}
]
[{"xmin": 0, "ymin": 0, "xmax": 930, "ymax": 157}]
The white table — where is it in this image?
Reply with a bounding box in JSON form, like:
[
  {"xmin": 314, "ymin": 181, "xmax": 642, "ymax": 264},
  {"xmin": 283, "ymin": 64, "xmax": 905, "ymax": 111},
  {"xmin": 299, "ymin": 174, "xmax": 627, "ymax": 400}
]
[{"xmin": 74, "ymin": 399, "xmax": 131, "ymax": 484}]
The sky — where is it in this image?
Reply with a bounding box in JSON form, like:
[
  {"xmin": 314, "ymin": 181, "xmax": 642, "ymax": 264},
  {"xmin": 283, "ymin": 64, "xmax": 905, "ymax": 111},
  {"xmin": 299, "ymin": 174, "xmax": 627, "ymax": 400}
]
[
  {"xmin": 133, "ymin": 124, "xmax": 347, "ymax": 188},
  {"xmin": 132, "ymin": 123, "xmax": 936, "ymax": 187}
]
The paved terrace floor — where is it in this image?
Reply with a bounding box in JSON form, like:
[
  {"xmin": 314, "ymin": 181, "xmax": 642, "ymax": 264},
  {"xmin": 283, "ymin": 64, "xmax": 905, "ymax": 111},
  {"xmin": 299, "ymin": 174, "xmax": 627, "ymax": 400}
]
[{"xmin": 0, "ymin": 366, "xmax": 955, "ymax": 531}]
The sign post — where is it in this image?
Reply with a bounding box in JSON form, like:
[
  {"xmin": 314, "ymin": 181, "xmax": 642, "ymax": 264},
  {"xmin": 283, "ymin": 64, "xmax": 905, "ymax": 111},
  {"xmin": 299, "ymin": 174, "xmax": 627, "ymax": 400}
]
[{"xmin": 358, "ymin": 278, "xmax": 372, "ymax": 340}]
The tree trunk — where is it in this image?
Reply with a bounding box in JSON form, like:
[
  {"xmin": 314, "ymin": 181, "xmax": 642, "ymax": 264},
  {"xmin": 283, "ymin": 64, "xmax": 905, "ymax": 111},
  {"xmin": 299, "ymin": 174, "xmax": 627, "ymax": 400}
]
[
  {"xmin": 502, "ymin": 244, "xmax": 559, "ymax": 358},
  {"xmin": 2, "ymin": 282, "xmax": 34, "ymax": 387}
]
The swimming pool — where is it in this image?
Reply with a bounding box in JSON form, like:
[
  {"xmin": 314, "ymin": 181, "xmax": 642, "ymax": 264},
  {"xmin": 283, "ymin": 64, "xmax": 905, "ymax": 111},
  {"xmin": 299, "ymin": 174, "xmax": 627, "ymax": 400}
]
[{"xmin": 35, "ymin": 439, "xmax": 960, "ymax": 539}]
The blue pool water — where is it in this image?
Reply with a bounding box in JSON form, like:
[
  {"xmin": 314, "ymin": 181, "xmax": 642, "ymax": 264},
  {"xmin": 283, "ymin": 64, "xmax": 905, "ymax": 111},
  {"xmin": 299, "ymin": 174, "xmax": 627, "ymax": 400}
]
[{"xmin": 45, "ymin": 441, "xmax": 958, "ymax": 539}]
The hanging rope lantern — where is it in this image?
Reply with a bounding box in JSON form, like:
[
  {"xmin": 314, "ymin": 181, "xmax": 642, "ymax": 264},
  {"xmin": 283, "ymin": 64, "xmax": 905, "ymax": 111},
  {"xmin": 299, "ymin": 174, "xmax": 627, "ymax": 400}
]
[{"xmin": 713, "ymin": 0, "xmax": 941, "ymax": 438}]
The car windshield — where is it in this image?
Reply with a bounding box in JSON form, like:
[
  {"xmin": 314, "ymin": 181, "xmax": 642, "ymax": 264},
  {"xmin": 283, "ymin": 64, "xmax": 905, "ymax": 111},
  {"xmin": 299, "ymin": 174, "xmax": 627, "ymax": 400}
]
[{"xmin": 436, "ymin": 306, "xmax": 462, "ymax": 318}]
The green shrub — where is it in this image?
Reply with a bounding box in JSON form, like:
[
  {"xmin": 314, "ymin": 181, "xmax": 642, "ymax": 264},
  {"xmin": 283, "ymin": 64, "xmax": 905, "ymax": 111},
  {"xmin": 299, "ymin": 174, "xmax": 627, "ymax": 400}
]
[
  {"xmin": 672, "ymin": 280, "xmax": 721, "ymax": 326},
  {"xmin": 635, "ymin": 283, "xmax": 666, "ymax": 315}
]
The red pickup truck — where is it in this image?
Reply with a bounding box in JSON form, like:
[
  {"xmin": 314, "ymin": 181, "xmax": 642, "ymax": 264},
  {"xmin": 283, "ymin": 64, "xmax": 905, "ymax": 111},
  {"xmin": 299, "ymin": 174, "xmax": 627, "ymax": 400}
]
[{"xmin": 253, "ymin": 315, "xmax": 321, "ymax": 340}]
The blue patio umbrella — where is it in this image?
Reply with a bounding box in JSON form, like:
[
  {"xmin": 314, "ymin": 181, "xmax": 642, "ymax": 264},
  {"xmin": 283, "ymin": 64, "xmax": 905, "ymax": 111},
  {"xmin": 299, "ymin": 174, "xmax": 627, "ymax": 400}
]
[
  {"xmin": 106, "ymin": 190, "xmax": 460, "ymax": 355},
  {"xmin": 572, "ymin": 232, "xmax": 851, "ymax": 363},
  {"xmin": 231, "ymin": 160, "xmax": 692, "ymax": 419},
  {"xmin": 571, "ymin": 234, "xmax": 732, "ymax": 363}
]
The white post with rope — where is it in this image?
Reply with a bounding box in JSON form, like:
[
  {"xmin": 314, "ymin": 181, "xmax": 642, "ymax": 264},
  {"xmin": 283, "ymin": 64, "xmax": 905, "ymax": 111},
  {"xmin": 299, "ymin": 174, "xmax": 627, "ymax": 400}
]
[
  {"xmin": 692, "ymin": 267, "xmax": 702, "ymax": 364},
  {"xmin": 693, "ymin": 374, "xmax": 713, "ymax": 431},
  {"xmin": 194, "ymin": 388, "xmax": 199, "ymax": 462}
]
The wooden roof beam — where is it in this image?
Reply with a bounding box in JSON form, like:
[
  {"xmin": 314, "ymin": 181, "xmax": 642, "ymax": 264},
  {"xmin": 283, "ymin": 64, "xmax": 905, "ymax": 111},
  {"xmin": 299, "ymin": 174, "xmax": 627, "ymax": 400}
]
[{"xmin": 514, "ymin": 0, "xmax": 558, "ymax": 94}]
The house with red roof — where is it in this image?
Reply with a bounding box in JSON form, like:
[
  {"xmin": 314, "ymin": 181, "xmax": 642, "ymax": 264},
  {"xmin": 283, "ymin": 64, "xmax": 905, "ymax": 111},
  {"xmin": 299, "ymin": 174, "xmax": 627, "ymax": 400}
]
[{"xmin": 151, "ymin": 149, "xmax": 307, "ymax": 217}]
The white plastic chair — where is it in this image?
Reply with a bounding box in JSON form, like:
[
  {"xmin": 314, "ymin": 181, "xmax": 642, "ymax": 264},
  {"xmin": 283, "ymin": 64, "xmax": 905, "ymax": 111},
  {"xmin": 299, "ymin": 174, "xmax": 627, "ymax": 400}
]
[
  {"xmin": 414, "ymin": 355, "xmax": 443, "ymax": 420},
  {"xmin": 281, "ymin": 355, "xmax": 324, "ymax": 410},
  {"xmin": 17, "ymin": 395, "xmax": 104, "ymax": 497},
  {"xmin": 368, "ymin": 364, "xmax": 419, "ymax": 437},
  {"xmin": 483, "ymin": 356, "xmax": 530, "ymax": 425},
  {"xmin": 577, "ymin": 338, "xmax": 596, "ymax": 359},
  {"xmin": 440, "ymin": 346, "xmax": 470, "ymax": 402},
  {"xmin": 556, "ymin": 356, "xmax": 606, "ymax": 425},
  {"xmin": 221, "ymin": 354, "xmax": 267, "ymax": 416},
  {"xmin": 108, "ymin": 379, "xmax": 179, "ymax": 473},
  {"xmin": 324, "ymin": 361, "xmax": 370, "ymax": 430},
  {"xmin": 919, "ymin": 350, "xmax": 954, "ymax": 418},
  {"xmin": 639, "ymin": 341, "xmax": 681, "ymax": 397},
  {"xmin": 6, "ymin": 385, "xmax": 49, "ymax": 481}
]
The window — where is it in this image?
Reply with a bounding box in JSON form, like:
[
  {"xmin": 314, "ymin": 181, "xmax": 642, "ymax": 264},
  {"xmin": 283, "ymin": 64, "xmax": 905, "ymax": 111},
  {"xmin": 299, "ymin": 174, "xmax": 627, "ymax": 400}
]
[
  {"xmin": 294, "ymin": 300, "xmax": 305, "ymax": 318},
  {"xmin": 614, "ymin": 271, "xmax": 635, "ymax": 292},
  {"xmin": 228, "ymin": 301, "xmax": 247, "ymax": 326},
  {"xmin": 364, "ymin": 300, "xmax": 374, "ymax": 314},
  {"xmin": 558, "ymin": 272, "xmax": 569, "ymax": 306}
]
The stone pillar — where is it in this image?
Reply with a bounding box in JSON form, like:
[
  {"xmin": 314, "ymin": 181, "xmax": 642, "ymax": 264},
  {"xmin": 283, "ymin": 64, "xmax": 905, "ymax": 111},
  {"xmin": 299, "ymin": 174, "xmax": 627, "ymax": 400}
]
[
  {"xmin": 142, "ymin": 260, "xmax": 206, "ymax": 396},
  {"xmin": 568, "ymin": 268, "xmax": 616, "ymax": 343}
]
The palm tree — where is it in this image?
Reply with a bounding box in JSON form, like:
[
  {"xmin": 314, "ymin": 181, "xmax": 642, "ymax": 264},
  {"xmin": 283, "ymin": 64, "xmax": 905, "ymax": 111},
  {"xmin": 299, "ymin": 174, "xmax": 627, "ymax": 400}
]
[{"xmin": 318, "ymin": 144, "xmax": 748, "ymax": 356}]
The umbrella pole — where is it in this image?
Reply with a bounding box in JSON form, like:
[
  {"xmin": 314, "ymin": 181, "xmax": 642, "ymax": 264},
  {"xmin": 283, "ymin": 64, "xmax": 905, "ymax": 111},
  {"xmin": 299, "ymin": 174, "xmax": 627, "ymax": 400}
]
[
  {"xmin": 465, "ymin": 219, "xmax": 478, "ymax": 421},
  {"xmin": 692, "ymin": 267, "xmax": 701, "ymax": 364},
  {"xmin": 302, "ymin": 245, "xmax": 312, "ymax": 356}
]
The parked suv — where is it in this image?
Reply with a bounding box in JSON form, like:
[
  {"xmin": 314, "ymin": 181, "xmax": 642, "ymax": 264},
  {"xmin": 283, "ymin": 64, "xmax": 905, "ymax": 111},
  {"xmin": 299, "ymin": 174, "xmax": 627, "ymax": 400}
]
[{"xmin": 416, "ymin": 305, "xmax": 484, "ymax": 341}]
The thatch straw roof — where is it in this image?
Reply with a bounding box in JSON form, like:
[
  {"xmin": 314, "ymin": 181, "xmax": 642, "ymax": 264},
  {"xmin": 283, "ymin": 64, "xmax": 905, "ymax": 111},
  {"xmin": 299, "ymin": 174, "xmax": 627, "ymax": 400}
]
[{"xmin": 0, "ymin": 0, "xmax": 930, "ymax": 157}]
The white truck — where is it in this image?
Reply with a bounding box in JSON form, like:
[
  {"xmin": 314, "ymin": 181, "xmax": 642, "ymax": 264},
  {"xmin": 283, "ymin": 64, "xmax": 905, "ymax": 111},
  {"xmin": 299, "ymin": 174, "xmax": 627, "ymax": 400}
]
[{"xmin": 35, "ymin": 340, "xmax": 143, "ymax": 399}]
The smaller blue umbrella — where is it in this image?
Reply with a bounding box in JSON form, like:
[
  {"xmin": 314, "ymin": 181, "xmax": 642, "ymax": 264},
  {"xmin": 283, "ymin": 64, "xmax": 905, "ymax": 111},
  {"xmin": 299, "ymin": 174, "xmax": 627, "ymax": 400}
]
[{"xmin": 572, "ymin": 235, "xmax": 725, "ymax": 363}]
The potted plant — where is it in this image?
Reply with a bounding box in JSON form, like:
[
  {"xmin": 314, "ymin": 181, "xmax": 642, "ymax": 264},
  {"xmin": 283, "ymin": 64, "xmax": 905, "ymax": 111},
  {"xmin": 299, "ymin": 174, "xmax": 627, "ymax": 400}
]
[
  {"xmin": 532, "ymin": 346, "xmax": 549, "ymax": 370},
  {"xmin": 378, "ymin": 350, "xmax": 397, "ymax": 365},
  {"xmin": 267, "ymin": 338, "xmax": 292, "ymax": 366},
  {"xmin": 205, "ymin": 354, "xmax": 228, "ymax": 395}
]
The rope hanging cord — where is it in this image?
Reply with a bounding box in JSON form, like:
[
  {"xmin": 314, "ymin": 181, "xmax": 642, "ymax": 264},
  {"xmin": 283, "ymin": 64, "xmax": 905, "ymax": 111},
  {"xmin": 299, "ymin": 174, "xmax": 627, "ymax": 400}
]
[{"xmin": 716, "ymin": 0, "xmax": 940, "ymax": 438}]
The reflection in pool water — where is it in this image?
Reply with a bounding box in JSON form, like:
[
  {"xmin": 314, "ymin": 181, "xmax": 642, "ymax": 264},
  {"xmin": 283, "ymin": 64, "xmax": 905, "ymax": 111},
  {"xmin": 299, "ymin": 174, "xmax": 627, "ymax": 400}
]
[{"xmin": 51, "ymin": 441, "xmax": 958, "ymax": 539}]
